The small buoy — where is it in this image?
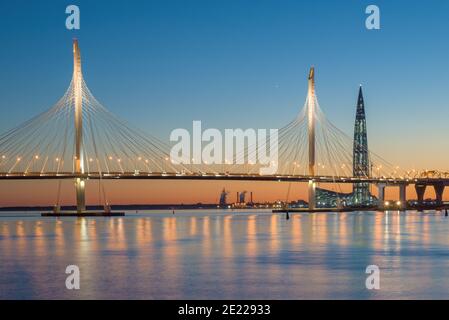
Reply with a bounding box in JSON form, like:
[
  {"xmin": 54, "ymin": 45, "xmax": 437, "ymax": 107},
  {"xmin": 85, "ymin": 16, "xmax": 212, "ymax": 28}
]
[{"xmin": 286, "ymin": 211, "xmax": 290, "ymax": 220}]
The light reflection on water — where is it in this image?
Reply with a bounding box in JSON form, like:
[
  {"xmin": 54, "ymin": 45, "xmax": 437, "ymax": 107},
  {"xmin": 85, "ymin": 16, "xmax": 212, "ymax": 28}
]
[{"xmin": 1, "ymin": 210, "xmax": 449, "ymax": 299}]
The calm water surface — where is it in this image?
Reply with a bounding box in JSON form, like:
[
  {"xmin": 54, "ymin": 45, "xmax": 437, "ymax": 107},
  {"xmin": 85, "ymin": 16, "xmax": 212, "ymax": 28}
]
[{"xmin": 1, "ymin": 210, "xmax": 449, "ymax": 299}]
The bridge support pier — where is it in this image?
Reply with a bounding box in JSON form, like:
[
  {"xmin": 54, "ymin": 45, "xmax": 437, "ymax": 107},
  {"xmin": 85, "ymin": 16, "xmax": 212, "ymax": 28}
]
[
  {"xmin": 75, "ymin": 178, "xmax": 86, "ymax": 213},
  {"xmin": 377, "ymin": 183, "xmax": 386, "ymax": 206},
  {"xmin": 308, "ymin": 180, "xmax": 316, "ymax": 210},
  {"xmin": 434, "ymin": 184, "xmax": 445, "ymax": 206},
  {"xmin": 399, "ymin": 184, "xmax": 407, "ymax": 210},
  {"xmin": 415, "ymin": 184, "xmax": 426, "ymax": 205}
]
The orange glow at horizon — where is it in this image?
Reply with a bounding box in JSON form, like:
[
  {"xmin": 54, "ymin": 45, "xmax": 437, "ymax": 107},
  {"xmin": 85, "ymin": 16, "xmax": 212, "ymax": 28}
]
[{"xmin": 0, "ymin": 180, "xmax": 448, "ymax": 207}]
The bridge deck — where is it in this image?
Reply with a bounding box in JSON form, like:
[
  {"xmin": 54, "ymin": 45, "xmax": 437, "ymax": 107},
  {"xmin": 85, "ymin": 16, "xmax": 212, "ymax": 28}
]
[{"xmin": 0, "ymin": 172, "xmax": 425, "ymax": 184}]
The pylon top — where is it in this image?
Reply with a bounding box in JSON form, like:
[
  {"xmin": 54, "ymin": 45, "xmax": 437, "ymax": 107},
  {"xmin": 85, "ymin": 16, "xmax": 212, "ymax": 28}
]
[{"xmin": 308, "ymin": 67, "xmax": 314, "ymax": 81}]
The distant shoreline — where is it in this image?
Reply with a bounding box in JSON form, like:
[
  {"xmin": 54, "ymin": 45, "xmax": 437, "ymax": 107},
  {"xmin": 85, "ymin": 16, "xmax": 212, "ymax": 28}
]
[{"xmin": 0, "ymin": 204, "xmax": 225, "ymax": 212}]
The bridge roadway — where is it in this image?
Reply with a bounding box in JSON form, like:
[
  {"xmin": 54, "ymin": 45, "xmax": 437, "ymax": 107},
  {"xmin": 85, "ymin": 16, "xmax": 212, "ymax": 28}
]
[
  {"xmin": 0, "ymin": 171, "xmax": 442, "ymax": 185},
  {"xmin": 2, "ymin": 171, "xmax": 448, "ymax": 208}
]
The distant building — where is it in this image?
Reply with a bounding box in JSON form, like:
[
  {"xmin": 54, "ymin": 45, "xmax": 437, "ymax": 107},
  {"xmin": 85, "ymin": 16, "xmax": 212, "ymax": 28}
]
[
  {"xmin": 239, "ymin": 191, "xmax": 247, "ymax": 203},
  {"xmin": 289, "ymin": 199, "xmax": 308, "ymax": 208},
  {"xmin": 315, "ymin": 187, "xmax": 377, "ymax": 208},
  {"xmin": 352, "ymin": 86, "xmax": 372, "ymax": 205},
  {"xmin": 219, "ymin": 188, "xmax": 229, "ymax": 208}
]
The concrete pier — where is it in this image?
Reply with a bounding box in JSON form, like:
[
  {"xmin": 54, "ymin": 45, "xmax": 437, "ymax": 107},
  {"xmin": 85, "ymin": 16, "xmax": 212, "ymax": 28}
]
[
  {"xmin": 415, "ymin": 184, "xmax": 426, "ymax": 205},
  {"xmin": 377, "ymin": 183, "xmax": 386, "ymax": 204},
  {"xmin": 434, "ymin": 184, "xmax": 445, "ymax": 205},
  {"xmin": 308, "ymin": 180, "xmax": 316, "ymax": 210},
  {"xmin": 399, "ymin": 184, "xmax": 407, "ymax": 210}
]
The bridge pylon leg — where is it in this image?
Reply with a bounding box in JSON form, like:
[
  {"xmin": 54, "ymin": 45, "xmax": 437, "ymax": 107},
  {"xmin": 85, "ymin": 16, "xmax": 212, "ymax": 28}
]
[
  {"xmin": 75, "ymin": 178, "xmax": 86, "ymax": 213},
  {"xmin": 377, "ymin": 183, "xmax": 386, "ymax": 207},
  {"xmin": 399, "ymin": 184, "xmax": 407, "ymax": 210},
  {"xmin": 308, "ymin": 180, "xmax": 316, "ymax": 210}
]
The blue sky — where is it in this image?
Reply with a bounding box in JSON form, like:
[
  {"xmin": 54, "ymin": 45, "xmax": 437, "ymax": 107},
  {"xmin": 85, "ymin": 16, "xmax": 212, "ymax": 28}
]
[{"xmin": 0, "ymin": 0, "xmax": 448, "ymax": 169}]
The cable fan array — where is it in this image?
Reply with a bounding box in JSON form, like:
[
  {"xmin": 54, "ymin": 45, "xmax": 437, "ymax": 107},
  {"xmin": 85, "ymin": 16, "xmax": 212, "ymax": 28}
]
[
  {"xmin": 232, "ymin": 85, "xmax": 402, "ymax": 179},
  {"xmin": 0, "ymin": 78, "xmax": 193, "ymax": 176}
]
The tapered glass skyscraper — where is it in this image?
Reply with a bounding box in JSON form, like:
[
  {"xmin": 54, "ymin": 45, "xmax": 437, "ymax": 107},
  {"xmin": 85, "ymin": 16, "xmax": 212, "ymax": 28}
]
[{"xmin": 352, "ymin": 86, "xmax": 371, "ymax": 205}]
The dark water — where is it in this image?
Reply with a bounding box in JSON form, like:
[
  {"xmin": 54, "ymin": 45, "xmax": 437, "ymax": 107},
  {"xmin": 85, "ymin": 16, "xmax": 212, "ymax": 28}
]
[{"xmin": 1, "ymin": 210, "xmax": 449, "ymax": 299}]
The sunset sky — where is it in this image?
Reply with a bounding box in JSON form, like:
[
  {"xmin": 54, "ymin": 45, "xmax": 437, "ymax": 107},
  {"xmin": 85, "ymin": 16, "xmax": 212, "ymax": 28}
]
[{"xmin": 0, "ymin": 0, "xmax": 449, "ymax": 205}]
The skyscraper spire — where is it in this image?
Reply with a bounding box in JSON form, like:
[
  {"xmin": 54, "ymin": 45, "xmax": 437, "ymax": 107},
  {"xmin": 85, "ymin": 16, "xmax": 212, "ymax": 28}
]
[
  {"xmin": 352, "ymin": 85, "xmax": 371, "ymax": 205},
  {"xmin": 356, "ymin": 85, "xmax": 366, "ymax": 120}
]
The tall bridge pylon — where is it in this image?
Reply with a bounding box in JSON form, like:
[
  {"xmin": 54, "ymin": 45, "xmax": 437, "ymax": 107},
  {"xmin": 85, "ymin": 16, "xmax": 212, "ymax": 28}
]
[
  {"xmin": 73, "ymin": 40, "xmax": 86, "ymax": 213},
  {"xmin": 307, "ymin": 67, "xmax": 317, "ymax": 209}
]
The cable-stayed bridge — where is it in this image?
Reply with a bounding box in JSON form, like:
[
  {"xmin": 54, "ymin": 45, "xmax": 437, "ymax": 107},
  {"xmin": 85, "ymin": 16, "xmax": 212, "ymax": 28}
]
[{"xmin": 0, "ymin": 40, "xmax": 445, "ymax": 214}]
